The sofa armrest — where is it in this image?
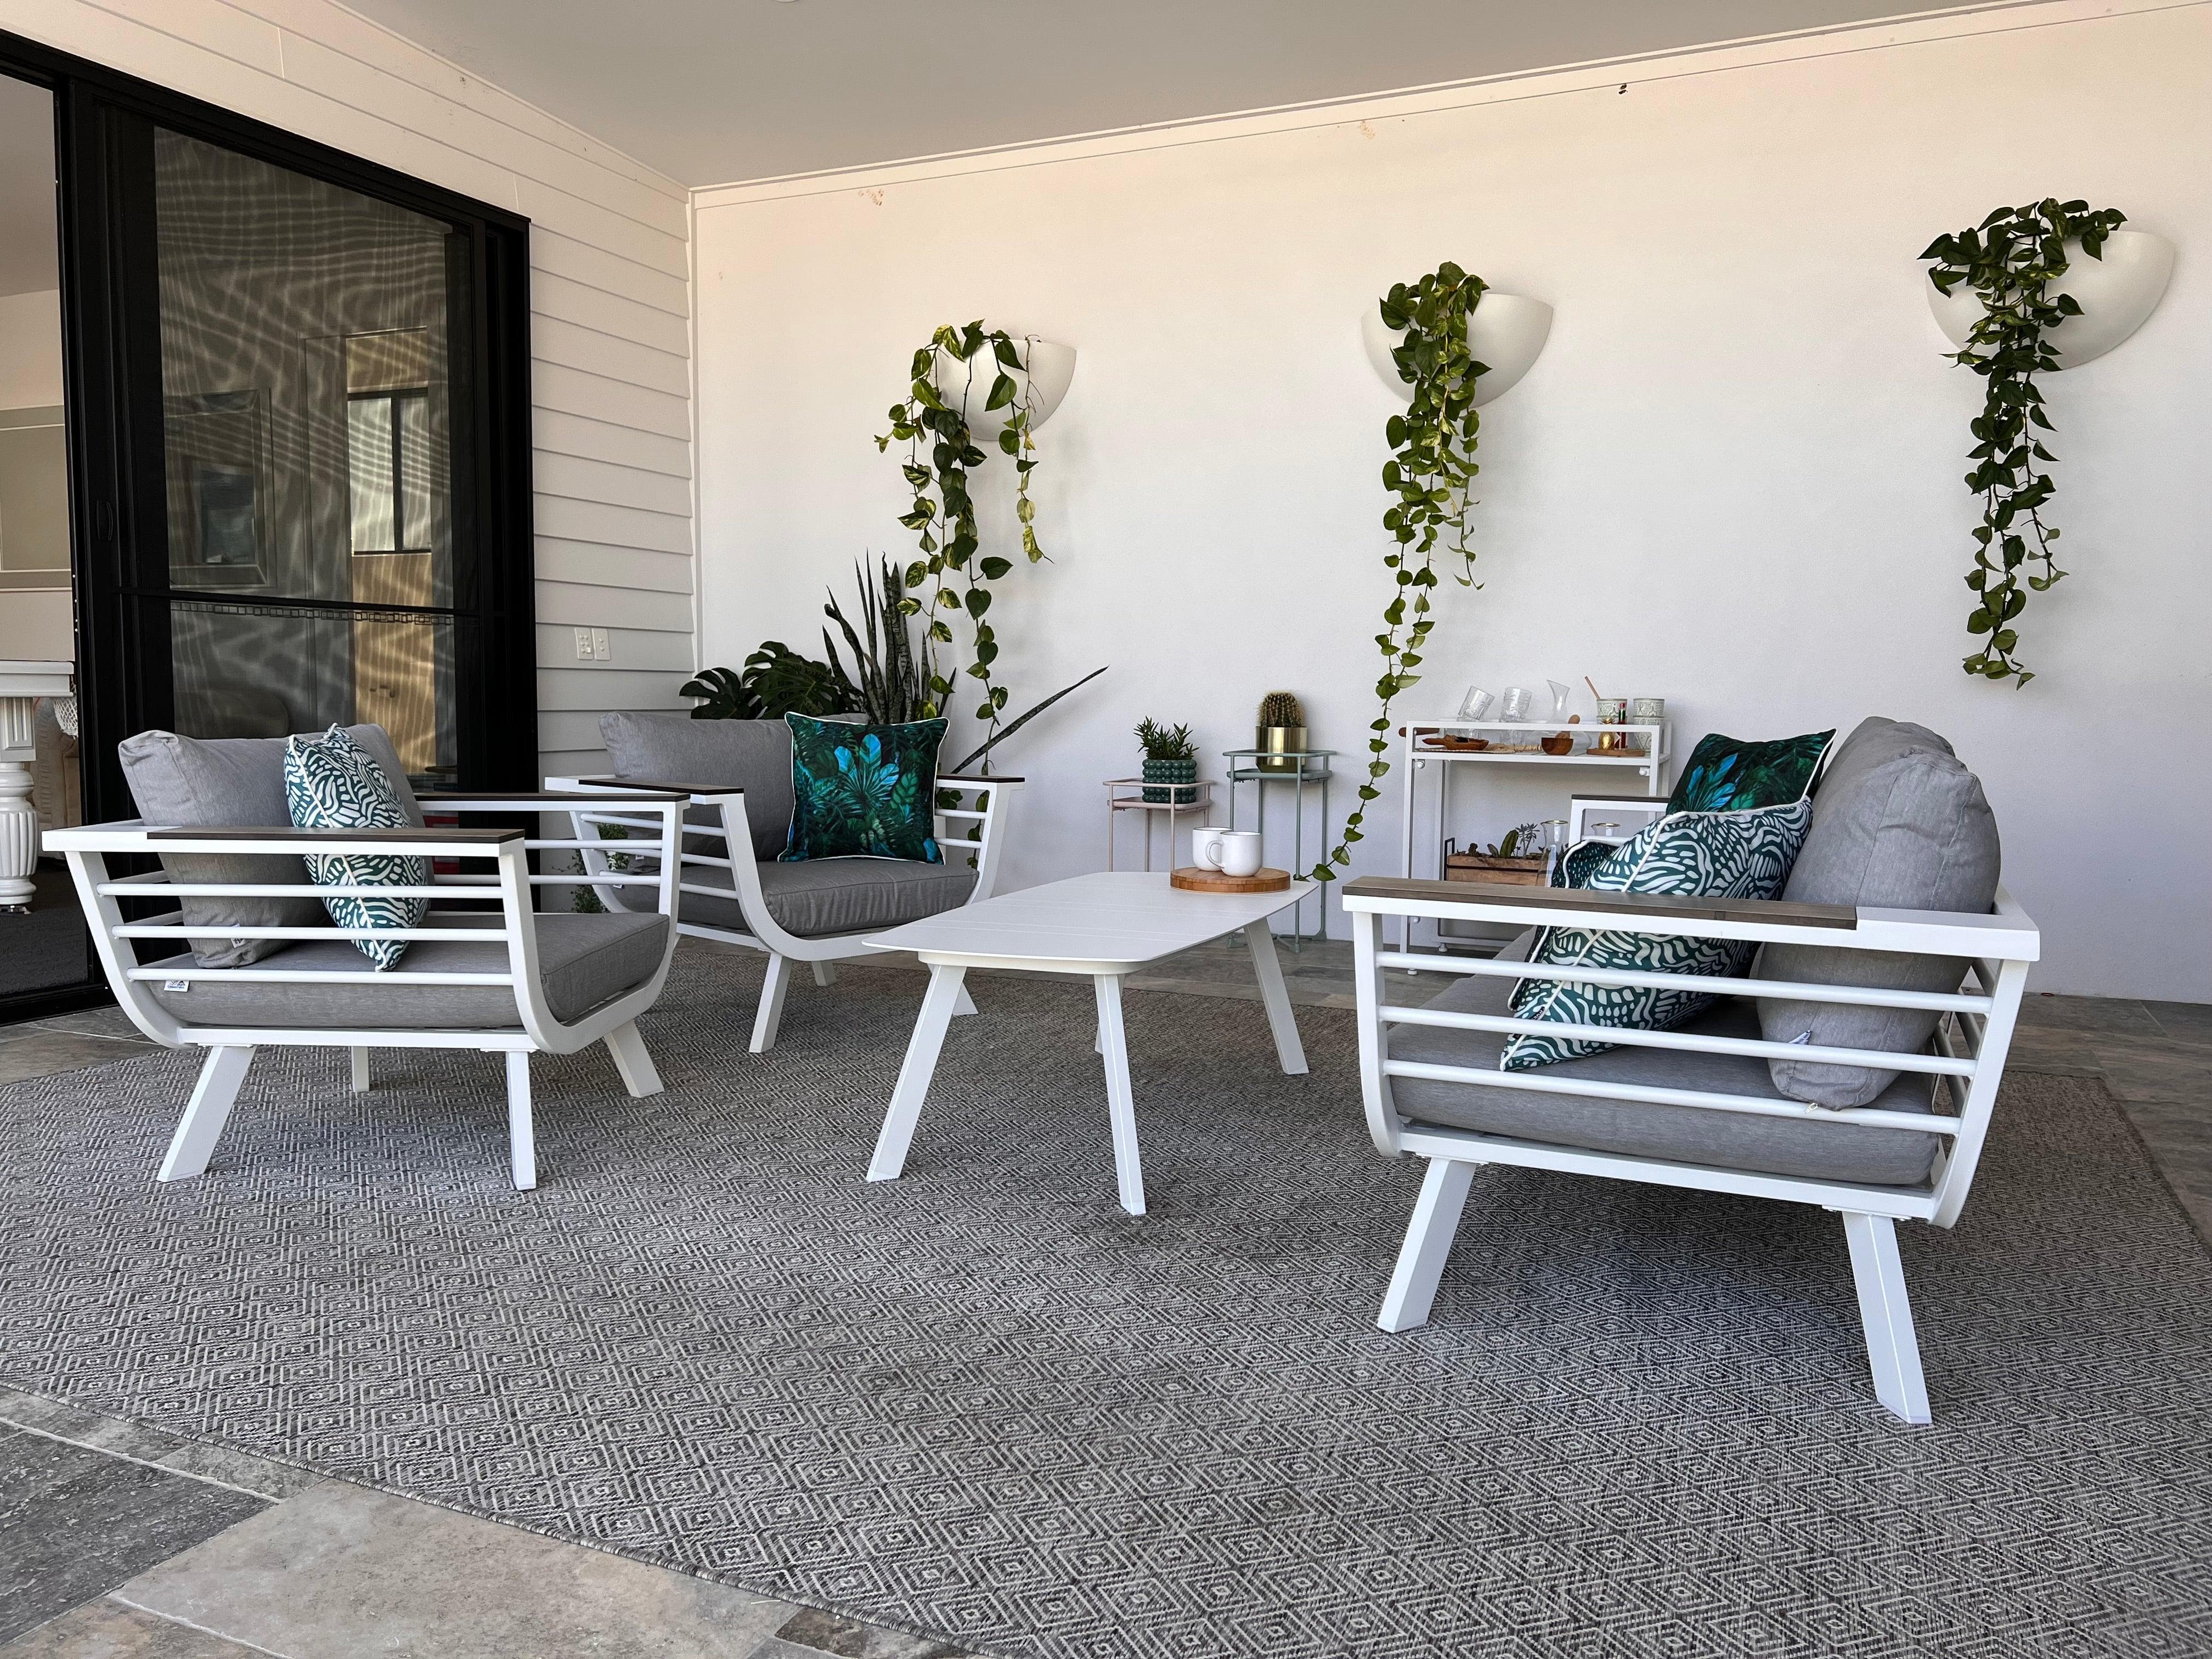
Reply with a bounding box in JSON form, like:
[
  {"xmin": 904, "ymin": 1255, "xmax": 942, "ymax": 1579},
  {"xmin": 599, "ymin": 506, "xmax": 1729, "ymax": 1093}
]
[
  {"xmin": 1342, "ymin": 875, "xmax": 1857, "ymax": 930},
  {"xmin": 145, "ymin": 826, "xmax": 524, "ymax": 846}
]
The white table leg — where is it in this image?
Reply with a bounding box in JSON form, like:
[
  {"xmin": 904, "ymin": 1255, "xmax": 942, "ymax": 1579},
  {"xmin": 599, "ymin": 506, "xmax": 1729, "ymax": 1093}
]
[
  {"xmin": 867, "ymin": 963, "xmax": 968, "ymax": 1182},
  {"xmin": 1244, "ymin": 920, "xmax": 1308, "ymax": 1075},
  {"xmin": 1093, "ymin": 973, "xmax": 1146, "ymax": 1216}
]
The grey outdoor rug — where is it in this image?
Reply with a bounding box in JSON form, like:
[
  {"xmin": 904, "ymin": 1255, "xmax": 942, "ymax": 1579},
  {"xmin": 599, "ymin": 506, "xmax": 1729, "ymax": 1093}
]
[{"xmin": 2, "ymin": 945, "xmax": 2208, "ymax": 1658}]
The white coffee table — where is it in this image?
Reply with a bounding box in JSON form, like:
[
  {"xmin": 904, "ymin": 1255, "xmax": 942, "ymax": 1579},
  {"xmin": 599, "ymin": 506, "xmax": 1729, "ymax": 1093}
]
[{"xmin": 863, "ymin": 870, "xmax": 1313, "ymax": 1215}]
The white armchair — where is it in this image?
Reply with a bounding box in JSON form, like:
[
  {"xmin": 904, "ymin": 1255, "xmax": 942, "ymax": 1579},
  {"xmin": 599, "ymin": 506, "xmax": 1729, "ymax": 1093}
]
[
  {"xmin": 49, "ymin": 787, "xmax": 688, "ymax": 1191},
  {"xmin": 1341, "ymin": 874, "xmax": 2038, "ymax": 1424}
]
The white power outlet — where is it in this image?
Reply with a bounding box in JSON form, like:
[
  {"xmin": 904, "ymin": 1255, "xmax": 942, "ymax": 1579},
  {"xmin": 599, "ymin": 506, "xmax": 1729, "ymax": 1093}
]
[
  {"xmin": 591, "ymin": 628, "xmax": 611, "ymax": 662},
  {"xmin": 573, "ymin": 626, "xmax": 594, "ymax": 660}
]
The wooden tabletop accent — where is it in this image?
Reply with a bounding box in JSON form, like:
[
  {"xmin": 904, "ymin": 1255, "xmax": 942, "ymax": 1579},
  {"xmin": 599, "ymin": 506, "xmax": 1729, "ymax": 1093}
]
[
  {"xmin": 149, "ymin": 826, "xmax": 524, "ymax": 844},
  {"xmin": 939, "ymin": 774, "xmax": 1023, "ymax": 785},
  {"xmin": 1340, "ymin": 875, "xmax": 1857, "ymax": 929},
  {"xmin": 575, "ymin": 776, "xmax": 730, "ymax": 795},
  {"xmin": 418, "ymin": 789, "xmax": 687, "ymax": 803}
]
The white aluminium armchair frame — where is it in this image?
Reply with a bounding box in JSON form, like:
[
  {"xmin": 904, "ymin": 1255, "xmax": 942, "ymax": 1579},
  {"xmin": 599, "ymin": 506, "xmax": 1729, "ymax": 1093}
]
[
  {"xmin": 47, "ymin": 790, "xmax": 687, "ymax": 1190},
  {"xmin": 1340, "ymin": 874, "xmax": 2040, "ymax": 1424},
  {"xmin": 549, "ymin": 771, "xmax": 1022, "ymax": 1053}
]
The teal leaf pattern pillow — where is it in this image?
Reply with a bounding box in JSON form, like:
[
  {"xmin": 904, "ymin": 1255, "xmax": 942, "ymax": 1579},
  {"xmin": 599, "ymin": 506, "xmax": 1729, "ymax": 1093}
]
[
  {"xmin": 1503, "ymin": 799, "xmax": 1813, "ymax": 1070},
  {"xmin": 1666, "ymin": 729, "xmax": 1835, "ymax": 815},
  {"xmin": 780, "ymin": 714, "xmax": 946, "ymax": 864},
  {"xmin": 283, "ymin": 725, "xmax": 427, "ymax": 970}
]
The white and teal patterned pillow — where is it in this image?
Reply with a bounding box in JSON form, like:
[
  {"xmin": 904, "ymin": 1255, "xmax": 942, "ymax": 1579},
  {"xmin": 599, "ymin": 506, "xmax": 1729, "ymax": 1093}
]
[
  {"xmin": 284, "ymin": 726, "xmax": 426, "ymax": 970},
  {"xmin": 1502, "ymin": 799, "xmax": 1812, "ymax": 1070}
]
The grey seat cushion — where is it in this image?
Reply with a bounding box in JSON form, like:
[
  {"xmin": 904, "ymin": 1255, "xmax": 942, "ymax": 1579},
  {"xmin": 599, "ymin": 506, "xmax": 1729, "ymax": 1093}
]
[
  {"xmin": 119, "ymin": 725, "xmax": 422, "ymax": 970},
  {"xmin": 1756, "ymin": 718, "xmax": 2001, "ymax": 1108},
  {"xmin": 599, "ymin": 712, "xmax": 794, "ymax": 860},
  {"xmin": 621, "ymin": 856, "xmax": 976, "ymax": 940},
  {"xmin": 145, "ymin": 911, "xmax": 669, "ymax": 1031},
  {"xmin": 1392, "ymin": 936, "xmax": 1942, "ymax": 1187}
]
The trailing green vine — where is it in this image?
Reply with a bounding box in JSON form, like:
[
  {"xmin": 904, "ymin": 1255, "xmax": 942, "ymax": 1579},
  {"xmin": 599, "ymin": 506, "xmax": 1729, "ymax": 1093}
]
[
  {"xmin": 1311, "ymin": 263, "xmax": 1491, "ymax": 884},
  {"xmin": 1922, "ymin": 199, "xmax": 2125, "ymax": 686},
  {"xmin": 877, "ymin": 321, "xmax": 1044, "ymax": 740}
]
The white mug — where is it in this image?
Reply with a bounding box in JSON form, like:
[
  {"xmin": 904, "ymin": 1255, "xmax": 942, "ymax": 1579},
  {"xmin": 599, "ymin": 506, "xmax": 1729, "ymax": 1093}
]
[
  {"xmin": 1190, "ymin": 826, "xmax": 1232, "ymax": 870},
  {"xmin": 1198, "ymin": 828, "xmax": 1264, "ymax": 878}
]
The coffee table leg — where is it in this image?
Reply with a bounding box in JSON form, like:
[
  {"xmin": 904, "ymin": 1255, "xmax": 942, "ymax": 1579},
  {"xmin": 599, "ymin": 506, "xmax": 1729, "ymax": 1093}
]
[
  {"xmin": 1244, "ymin": 921, "xmax": 1308, "ymax": 1075},
  {"xmin": 867, "ymin": 963, "xmax": 968, "ymax": 1182},
  {"xmin": 1092, "ymin": 973, "xmax": 1146, "ymax": 1216}
]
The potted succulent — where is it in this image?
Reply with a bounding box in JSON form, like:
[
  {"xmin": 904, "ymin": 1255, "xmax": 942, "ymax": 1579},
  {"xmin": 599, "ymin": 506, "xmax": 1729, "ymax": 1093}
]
[
  {"xmin": 1444, "ymin": 822, "xmax": 1550, "ymax": 887},
  {"xmin": 1136, "ymin": 718, "xmax": 1200, "ymax": 804},
  {"xmin": 1255, "ymin": 691, "xmax": 1306, "ymax": 774}
]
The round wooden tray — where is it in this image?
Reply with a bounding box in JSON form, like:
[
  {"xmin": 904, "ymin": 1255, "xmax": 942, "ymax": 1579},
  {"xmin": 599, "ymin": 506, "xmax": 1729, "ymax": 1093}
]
[{"xmin": 1170, "ymin": 866, "xmax": 1292, "ymax": 894}]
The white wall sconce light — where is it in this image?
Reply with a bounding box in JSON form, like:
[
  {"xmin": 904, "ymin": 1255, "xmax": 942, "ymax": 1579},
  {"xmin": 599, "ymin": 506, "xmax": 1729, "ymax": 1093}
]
[
  {"xmin": 1925, "ymin": 229, "xmax": 2175, "ymax": 368},
  {"xmin": 932, "ymin": 335, "xmax": 1076, "ymax": 437},
  {"xmin": 1361, "ymin": 294, "xmax": 1553, "ymax": 405}
]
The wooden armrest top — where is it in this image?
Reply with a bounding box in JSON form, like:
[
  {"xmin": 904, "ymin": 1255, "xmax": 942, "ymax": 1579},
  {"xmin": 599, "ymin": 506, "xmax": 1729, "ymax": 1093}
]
[
  {"xmin": 1341, "ymin": 875, "xmax": 1857, "ymax": 929},
  {"xmin": 418, "ymin": 789, "xmax": 687, "ymax": 803},
  {"xmin": 938, "ymin": 774, "xmax": 1022, "ymax": 785},
  {"xmin": 1569, "ymin": 793, "xmax": 1670, "ymax": 803},
  {"xmin": 148, "ymin": 826, "xmax": 524, "ymax": 844},
  {"xmin": 576, "ymin": 775, "xmax": 737, "ymax": 795}
]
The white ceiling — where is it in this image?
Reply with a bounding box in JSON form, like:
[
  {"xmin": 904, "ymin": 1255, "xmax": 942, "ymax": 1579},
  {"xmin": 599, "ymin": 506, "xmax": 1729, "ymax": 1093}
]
[
  {"xmin": 0, "ymin": 74, "xmax": 58, "ymax": 296},
  {"xmin": 343, "ymin": 0, "xmax": 2007, "ymax": 186}
]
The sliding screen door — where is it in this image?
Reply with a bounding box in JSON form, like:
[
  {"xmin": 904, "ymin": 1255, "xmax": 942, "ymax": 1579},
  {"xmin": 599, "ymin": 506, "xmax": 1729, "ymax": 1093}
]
[{"xmin": 149, "ymin": 128, "xmax": 471, "ymax": 782}]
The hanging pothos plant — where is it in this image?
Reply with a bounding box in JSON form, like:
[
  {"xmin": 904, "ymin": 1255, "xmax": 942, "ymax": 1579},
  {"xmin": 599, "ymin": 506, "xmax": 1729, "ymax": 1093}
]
[
  {"xmin": 1922, "ymin": 199, "xmax": 2125, "ymax": 686},
  {"xmin": 877, "ymin": 321, "xmax": 1045, "ymax": 742},
  {"xmin": 1311, "ymin": 262, "xmax": 1491, "ymax": 884}
]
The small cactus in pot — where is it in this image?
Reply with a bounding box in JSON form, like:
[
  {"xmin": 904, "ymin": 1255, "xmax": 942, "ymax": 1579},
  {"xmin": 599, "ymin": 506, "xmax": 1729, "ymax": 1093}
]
[
  {"xmin": 1255, "ymin": 690, "xmax": 1306, "ymax": 774},
  {"xmin": 1136, "ymin": 718, "xmax": 1201, "ymax": 804}
]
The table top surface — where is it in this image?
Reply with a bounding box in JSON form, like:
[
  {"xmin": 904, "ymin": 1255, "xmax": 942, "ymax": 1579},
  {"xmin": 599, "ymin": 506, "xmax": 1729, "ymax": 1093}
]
[{"xmin": 866, "ymin": 870, "xmax": 1314, "ymax": 969}]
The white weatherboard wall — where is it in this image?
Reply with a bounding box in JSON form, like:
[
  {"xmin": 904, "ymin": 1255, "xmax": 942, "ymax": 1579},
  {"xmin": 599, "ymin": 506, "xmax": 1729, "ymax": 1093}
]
[
  {"xmin": 695, "ymin": 0, "xmax": 2211, "ymax": 998},
  {"xmin": 5, "ymin": 0, "xmax": 697, "ymax": 781}
]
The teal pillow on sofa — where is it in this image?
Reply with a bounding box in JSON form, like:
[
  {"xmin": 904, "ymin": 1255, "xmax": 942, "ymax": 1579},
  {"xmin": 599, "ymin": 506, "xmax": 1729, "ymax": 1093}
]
[
  {"xmin": 1503, "ymin": 799, "xmax": 1812, "ymax": 1070},
  {"xmin": 284, "ymin": 725, "xmax": 427, "ymax": 970},
  {"xmin": 781, "ymin": 714, "xmax": 946, "ymax": 864},
  {"xmin": 1666, "ymin": 729, "xmax": 1834, "ymax": 814}
]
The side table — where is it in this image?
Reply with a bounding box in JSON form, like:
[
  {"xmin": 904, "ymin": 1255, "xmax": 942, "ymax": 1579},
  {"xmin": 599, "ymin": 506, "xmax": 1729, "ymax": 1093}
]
[
  {"xmin": 1223, "ymin": 748, "xmax": 1335, "ymax": 947},
  {"xmin": 1104, "ymin": 777, "xmax": 1214, "ymax": 872}
]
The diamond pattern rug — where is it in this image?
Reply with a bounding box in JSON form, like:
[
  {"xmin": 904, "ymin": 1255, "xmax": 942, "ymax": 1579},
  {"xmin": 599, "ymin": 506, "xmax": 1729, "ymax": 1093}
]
[{"xmin": 3, "ymin": 945, "xmax": 2208, "ymax": 1658}]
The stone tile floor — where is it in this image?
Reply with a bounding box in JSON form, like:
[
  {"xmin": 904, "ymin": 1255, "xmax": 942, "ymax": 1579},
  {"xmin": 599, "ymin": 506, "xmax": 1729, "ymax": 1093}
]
[{"xmin": 1, "ymin": 944, "xmax": 2204, "ymax": 1656}]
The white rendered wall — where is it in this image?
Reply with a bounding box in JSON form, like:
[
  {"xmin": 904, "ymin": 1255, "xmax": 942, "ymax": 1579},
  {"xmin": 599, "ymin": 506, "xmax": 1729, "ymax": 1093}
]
[
  {"xmin": 693, "ymin": 1, "xmax": 2210, "ymax": 997},
  {"xmin": 5, "ymin": 0, "xmax": 698, "ymax": 781},
  {"xmin": 0, "ymin": 290, "xmax": 63, "ymax": 409}
]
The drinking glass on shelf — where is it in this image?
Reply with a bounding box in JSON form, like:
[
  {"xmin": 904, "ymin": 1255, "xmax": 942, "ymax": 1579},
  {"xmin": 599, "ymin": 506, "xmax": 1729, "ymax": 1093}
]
[
  {"xmin": 1457, "ymin": 685, "xmax": 1494, "ymax": 721},
  {"xmin": 1499, "ymin": 686, "xmax": 1532, "ymax": 723},
  {"xmin": 1547, "ymin": 680, "xmax": 1571, "ymax": 723}
]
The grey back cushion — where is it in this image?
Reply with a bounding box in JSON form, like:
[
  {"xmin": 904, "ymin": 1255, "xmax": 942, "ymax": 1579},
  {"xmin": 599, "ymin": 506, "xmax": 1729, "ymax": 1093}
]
[
  {"xmin": 118, "ymin": 725, "xmax": 422, "ymax": 969},
  {"xmin": 599, "ymin": 712, "xmax": 794, "ymax": 861},
  {"xmin": 1757, "ymin": 718, "xmax": 2000, "ymax": 1108}
]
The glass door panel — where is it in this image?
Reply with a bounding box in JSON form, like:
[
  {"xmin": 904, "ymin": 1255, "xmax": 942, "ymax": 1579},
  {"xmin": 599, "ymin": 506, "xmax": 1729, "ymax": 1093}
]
[{"xmin": 0, "ymin": 71, "xmax": 92, "ymax": 1003}]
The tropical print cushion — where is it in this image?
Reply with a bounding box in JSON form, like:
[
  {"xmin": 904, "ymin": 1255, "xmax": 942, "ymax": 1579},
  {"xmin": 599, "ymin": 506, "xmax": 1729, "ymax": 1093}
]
[
  {"xmin": 780, "ymin": 714, "xmax": 946, "ymax": 864},
  {"xmin": 283, "ymin": 725, "xmax": 427, "ymax": 970},
  {"xmin": 1502, "ymin": 799, "xmax": 1813, "ymax": 1070},
  {"xmin": 1666, "ymin": 729, "xmax": 1835, "ymax": 815}
]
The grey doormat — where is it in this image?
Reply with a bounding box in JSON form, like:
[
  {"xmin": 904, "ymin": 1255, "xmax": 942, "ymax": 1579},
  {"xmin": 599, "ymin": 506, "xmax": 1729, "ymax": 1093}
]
[{"xmin": 3, "ymin": 947, "xmax": 2207, "ymax": 1658}]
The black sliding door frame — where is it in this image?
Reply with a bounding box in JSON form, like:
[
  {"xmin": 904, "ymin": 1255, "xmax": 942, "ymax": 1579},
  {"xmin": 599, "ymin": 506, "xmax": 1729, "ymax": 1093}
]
[{"xmin": 0, "ymin": 27, "xmax": 535, "ymax": 1024}]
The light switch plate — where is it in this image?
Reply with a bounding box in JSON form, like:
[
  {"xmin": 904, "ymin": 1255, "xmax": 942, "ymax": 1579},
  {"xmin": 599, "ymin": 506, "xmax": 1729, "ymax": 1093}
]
[{"xmin": 591, "ymin": 628, "xmax": 611, "ymax": 661}]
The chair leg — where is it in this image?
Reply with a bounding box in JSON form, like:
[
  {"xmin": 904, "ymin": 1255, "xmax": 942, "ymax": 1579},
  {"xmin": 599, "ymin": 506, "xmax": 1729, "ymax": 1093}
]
[
  {"xmin": 1378, "ymin": 1158, "xmax": 1476, "ymax": 1332},
  {"xmin": 751, "ymin": 953, "xmax": 794, "ymax": 1053},
  {"xmin": 603, "ymin": 1020, "xmax": 663, "ymax": 1098},
  {"xmin": 349, "ymin": 1046, "xmax": 370, "ymax": 1093},
  {"xmin": 811, "ymin": 960, "xmax": 839, "ymax": 988},
  {"xmin": 157, "ymin": 1046, "xmax": 255, "ymax": 1182},
  {"xmin": 1842, "ymin": 1212, "xmax": 1931, "ymax": 1425},
  {"xmin": 506, "ymin": 1051, "xmax": 537, "ymax": 1191}
]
